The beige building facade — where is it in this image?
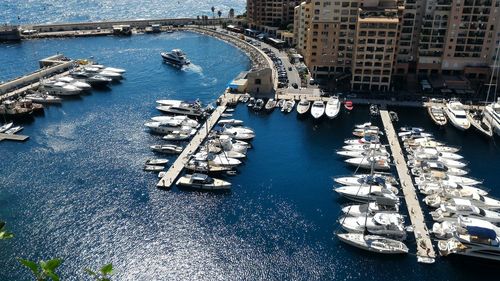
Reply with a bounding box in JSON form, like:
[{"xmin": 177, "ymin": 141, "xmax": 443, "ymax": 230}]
[{"xmin": 247, "ymin": 0, "xmax": 302, "ymax": 32}]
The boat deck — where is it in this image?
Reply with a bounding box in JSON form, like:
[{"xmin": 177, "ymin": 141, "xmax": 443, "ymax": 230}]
[
  {"xmin": 467, "ymin": 112, "xmax": 493, "ymax": 137},
  {"xmin": 380, "ymin": 109, "xmax": 436, "ymax": 263},
  {"xmin": 156, "ymin": 93, "xmax": 239, "ymax": 188},
  {"xmin": 0, "ymin": 133, "xmax": 29, "ymax": 142}
]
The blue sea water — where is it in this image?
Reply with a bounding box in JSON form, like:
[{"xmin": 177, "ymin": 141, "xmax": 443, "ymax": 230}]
[
  {"xmin": 0, "ymin": 32, "xmax": 499, "ymax": 280},
  {"xmin": 0, "ymin": 0, "xmax": 246, "ymax": 25}
]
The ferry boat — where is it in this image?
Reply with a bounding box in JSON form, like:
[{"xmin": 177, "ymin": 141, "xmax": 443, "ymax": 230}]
[
  {"xmin": 483, "ymin": 98, "xmax": 500, "ymax": 137},
  {"xmin": 445, "ymin": 100, "xmax": 471, "ymax": 131},
  {"xmin": 161, "ymin": 49, "xmax": 190, "ymax": 67}
]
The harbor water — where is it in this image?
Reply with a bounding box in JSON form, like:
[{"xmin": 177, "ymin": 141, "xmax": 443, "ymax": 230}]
[
  {"xmin": 0, "ymin": 0, "xmax": 246, "ymax": 25},
  {"xmin": 1, "ymin": 32, "xmax": 500, "ymax": 280}
]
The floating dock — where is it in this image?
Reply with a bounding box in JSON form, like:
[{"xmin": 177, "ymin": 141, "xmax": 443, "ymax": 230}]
[
  {"xmin": 156, "ymin": 93, "xmax": 239, "ymax": 188},
  {"xmin": 0, "ymin": 133, "xmax": 29, "ymax": 142},
  {"xmin": 380, "ymin": 109, "xmax": 436, "ymax": 263}
]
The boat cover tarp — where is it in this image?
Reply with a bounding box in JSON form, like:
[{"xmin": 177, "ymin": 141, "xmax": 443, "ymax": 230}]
[{"xmin": 467, "ymin": 226, "xmax": 497, "ymax": 240}]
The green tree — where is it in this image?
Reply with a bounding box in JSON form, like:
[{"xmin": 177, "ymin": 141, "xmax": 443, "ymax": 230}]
[
  {"xmin": 18, "ymin": 258, "xmax": 63, "ymax": 281},
  {"xmin": 85, "ymin": 263, "xmax": 114, "ymax": 281},
  {"xmin": 0, "ymin": 221, "xmax": 14, "ymax": 240}
]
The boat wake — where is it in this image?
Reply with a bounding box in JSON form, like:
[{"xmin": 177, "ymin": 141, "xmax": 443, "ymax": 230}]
[{"xmin": 183, "ymin": 63, "xmax": 203, "ymax": 74}]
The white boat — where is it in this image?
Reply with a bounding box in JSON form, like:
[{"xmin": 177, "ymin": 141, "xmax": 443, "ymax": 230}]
[
  {"xmin": 296, "ymin": 99, "xmax": 310, "ymax": 115},
  {"xmin": 355, "ymin": 122, "xmax": 372, "ymax": 129},
  {"xmin": 83, "ymin": 67, "xmax": 122, "ymax": 79},
  {"xmin": 156, "ymin": 105, "xmax": 204, "ymax": 117},
  {"xmin": 151, "ymin": 115, "xmax": 199, "ymax": 128},
  {"xmin": 325, "ymin": 96, "xmax": 341, "ymax": 119},
  {"xmin": 145, "ymin": 159, "xmax": 169, "ymax": 165},
  {"xmin": 408, "ymin": 155, "xmax": 466, "ymax": 169},
  {"xmin": 41, "ymin": 80, "xmax": 81, "ymax": 96},
  {"xmin": 162, "ymin": 131, "xmax": 192, "ymax": 141},
  {"xmin": 424, "ymin": 193, "xmax": 500, "ymax": 210},
  {"xmin": 161, "ymin": 49, "xmax": 190, "ymax": 67},
  {"xmin": 150, "ymin": 144, "xmax": 183, "ymax": 154},
  {"xmin": 410, "ymin": 147, "xmax": 463, "ymax": 160},
  {"xmin": 342, "ymin": 143, "xmax": 386, "ymax": 151},
  {"xmin": 310, "ymin": 101, "xmax": 325, "ymax": 119},
  {"xmin": 337, "ymin": 233, "xmax": 408, "ymax": 254},
  {"xmin": 4, "ymin": 126, "xmax": 23, "ymax": 134},
  {"xmin": 410, "ymin": 161, "xmax": 468, "ymax": 176},
  {"xmin": 342, "ymin": 202, "xmax": 399, "ymax": 217},
  {"xmin": 24, "ymin": 93, "xmax": 62, "ymax": 104},
  {"xmin": 334, "ymin": 174, "xmax": 398, "ymax": 186},
  {"xmin": 192, "ymin": 152, "xmax": 241, "ymax": 167},
  {"xmin": 484, "ymin": 98, "xmax": 500, "ymax": 137},
  {"xmin": 345, "ymin": 157, "xmax": 391, "ymax": 171},
  {"xmin": 418, "ymin": 182, "xmax": 488, "ymax": 196},
  {"xmin": 281, "ymin": 99, "xmax": 295, "ymax": 113},
  {"xmin": 337, "ymin": 149, "xmax": 389, "ymax": 158},
  {"xmin": 264, "ymin": 99, "xmax": 276, "ymax": 111},
  {"xmin": 218, "ymin": 126, "xmax": 255, "ymax": 140},
  {"xmin": 0, "ymin": 122, "xmax": 13, "ymax": 133},
  {"xmin": 445, "ymin": 100, "xmax": 471, "ymax": 131},
  {"xmin": 218, "ymin": 119, "xmax": 244, "ymax": 126},
  {"xmin": 208, "ymin": 136, "xmax": 248, "ymax": 155},
  {"xmin": 144, "ymin": 165, "xmax": 164, "ymax": 172},
  {"xmin": 184, "ymin": 159, "xmax": 232, "ymax": 173},
  {"xmin": 334, "ymin": 185, "xmax": 399, "ymax": 204},
  {"xmin": 415, "ymin": 172, "xmax": 481, "ymax": 186},
  {"xmin": 144, "ymin": 121, "xmax": 196, "ymax": 134},
  {"xmin": 90, "ymin": 64, "xmax": 126, "ymax": 74},
  {"xmin": 339, "ymin": 213, "xmax": 406, "ymax": 240},
  {"xmin": 344, "ymin": 136, "xmax": 380, "ymax": 145},
  {"xmin": 176, "ymin": 173, "xmax": 231, "ymax": 190},
  {"xmin": 57, "ymin": 76, "xmax": 92, "ymax": 90},
  {"xmin": 437, "ymin": 216, "xmax": 500, "ymax": 261},
  {"xmin": 239, "ymin": 93, "xmax": 250, "ymax": 103},
  {"xmin": 430, "ymin": 198, "xmax": 500, "ymax": 224}
]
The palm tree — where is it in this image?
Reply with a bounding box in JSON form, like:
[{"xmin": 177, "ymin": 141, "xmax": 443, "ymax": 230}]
[
  {"xmin": 196, "ymin": 15, "xmax": 200, "ymax": 26},
  {"xmin": 217, "ymin": 10, "xmax": 222, "ymax": 25},
  {"xmin": 18, "ymin": 258, "xmax": 62, "ymax": 281},
  {"xmin": 85, "ymin": 263, "xmax": 114, "ymax": 281},
  {"xmin": 211, "ymin": 6, "xmax": 215, "ymax": 28},
  {"xmin": 229, "ymin": 8, "xmax": 235, "ymax": 18}
]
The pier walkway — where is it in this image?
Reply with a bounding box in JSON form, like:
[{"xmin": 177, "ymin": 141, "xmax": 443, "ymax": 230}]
[
  {"xmin": 380, "ymin": 109, "xmax": 436, "ymax": 263},
  {"xmin": 156, "ymin": 94, "xmax": 238, "ymax": 188}
]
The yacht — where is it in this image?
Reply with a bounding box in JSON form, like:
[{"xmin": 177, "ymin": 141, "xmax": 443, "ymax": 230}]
[
  {"xmin": 409, "ymin": 147, "xmax": 463, "ymax": 160},
  {"xmin": 156, "ymin": 104, "xmax": 204, "ymax": 117},
  {"xmin": 145, "ymin": 159, "xmax": 169, "ymax": 165},
  {"xmin": 25, "ymin": 92, "xmax": 62, "ymax": 104},
  {"xmin": 239, "ymin": 93, "xmax": 250, "ymax": 103},
  {"xmin": 217, "ymin": 119, "xmax": 244, "ymax": 126},
  {"xmin": 344, "ymin": 135, "xmax": 380, "ymax": 145},
  {"xmin": 281, "ymin": 99, "xmax": 295, "ymax": 113},
  {"xmin": 483, "ymin": 98, "xmax": 500, "ymax": 137},
  {"xmin": 176, "ymin": 173, "xmax": 231, "ymax": 190},
  {"xmin": 342, "ymin": 143, "xmax": 386, "ymax": 152},
  {"xmin": 144, "ymin": 121, "xmax": 196, "ymax": 135},
  {"xmin": 184, "ymin": 159, "xmax": 232, "ymax": 173},
  {"xmin": 337, "ymin": 233, "xmax": 408, "ymax": 254},
  {"xmin": 41, "ymin": 80, "xmax": 81, "ymax": 96},
  {"xmin": 56, "ymin": 76, "xmax": 92, "ymax": 90},
  {"xmin": 72, "ymin": 72, "xmax": 112, "ymax": 86},
  {"xmin": 151, "ymin": 115, "xmax": 199, "ymax": 128},
  {"xmin": 408, "ymin": 154, "xmax": 466, "ymax": 169},
  {"xmin": 0, "ymin": 122, "xmax": 14, "ymax": 133},
  {"xmin": 410, "ymin": 161, "xmax": 468, "ymax": 176},
  {"xmin": 325, "ymin": 96, "xmax": 341, "ymax": 119},
  {"xmin": 344, "ymin": 157, "xmax": 391, "ymax": 171},
  {"xmin": 150, "ymin": 144, "xmax": 183, "ymax": 154},
  {"xmin": 342, "ymin": 202, "xmax": 399, "ymax": 217},
  {"xmin": 296, "ymin": 99, "xmax": 311, "ymax": 115},
  {"xmin": 339, "ymin": 213, "xmax": 407, "ymax": 240},
  {"xmin": 162, "ymin": 131, "xmax": 192, "ymax": 141},
  {"xmin": 424, "ymin": 193, "xmax": 500, "ymax": 210},
  {"xmin": 310, "ymin": 101, "xmax": 325, "ymax": 119},
  {"xmin": 415, "ymin": 172, "xmax": 481, "ymax": 186},
  {"xmin": 337, "ymin": 149, "xmax": 389, "ymax": 158},
  {"xmin": 91, "ymin": 64, "xmax": 126, "ymax": 74},
  {"xmin": 161, "ymin": 49, "xmax": 190, "ymax": 67},
  {"xmin": 192, "ymin": 152, "xmax": 241, "ymax": 167},
  {"xmin": 83, "ymin": 66, "xmax": 122, "ymax": 80},
  {"xmin": 334, "ymin": 174, "xmax": 398, "ymax": 186},
  {"xmin": 428, "ymin": 106, "xmax": 448, "ymax": 126},
  {"xmin": 430, "ymin": 199, "xmax": 500, "ymax": 224},
  {"xmin": 4, "ymin": 126, "xmax": 23, "ymax": 135},
  {"xmin": 445, "ymin": 100, "xmax": 471, "ymax": 131},
  {"xmin": 418, "ymin": 182, "xmax": 488, "ymax": 197},
  {"xmin": 334, "ymin": 185, "xmax": 399, "ymax": 204}
]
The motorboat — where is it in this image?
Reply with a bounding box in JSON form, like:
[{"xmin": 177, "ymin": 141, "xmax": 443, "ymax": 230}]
[
  {"xmin": 83, "ymin": 66, "xmax": 122, "ymax": 80},
  {"xmin": 144, "ymin": 165, "xmax": 164, "ymax": 172},
  {"xmin": 24, "ymin": 92, "xmax": 62, "ymax": 104},
  {"xmin": 184, "ymin": 159, "xmax": 232, "ymax": 173},
  {"xmin": 445, "ymin": 100, "xmax": 471, "ymax": 131},
  {"xmin": 0, "ymin": 122, "xmax": 13, "ymax": 133},
  {"xmin": 150, "ymin": 144, "xmax": 183, "ymax": 154},
  {"xmin": 156, "ymin": 104, "xmax": 204, "ymax": 117},
  {"xmin": 161, "ymin": 49, "xmax": 190, "ymax": 67},
  {"xmin": 339, "ymin": 213, "xmax": 406, "ymax": 240},
  {"xmin": 296, "ymin": 99, "xmax": 311, "ymax": 115},
  {"xmin": 192, "ymin": 152, "xmax": 241, "ymax": 167},
  {"xmin": 281, "ymin": 100, "xmax": 295, "ymax": 113},
  {"xmin": 247, "ymin": 97, "xmax": 255, "ymax": 107},
  {"xmin": 424, "ymin": 193, "xmax": 500, "ymax": 210},
  {"xmin": 337, "ymin": 149, "xmax": 389, "ymax": 158},
  {"xmin": 253, "ymin": 99, "xmax": 264, "ymax": 111},
  {"xmin": 353, "ymin": 128, "xmax": 383, "ymax": 138},
  {"xmin": 398, "ymin": 130, "xmax": 432, "ymax": 138},
  {"xmin": 342, "ymin": 202, "xmax": 399, "ymax": 217},
  {"xmin": 310, "ymin": 101, "xmax": 325, "ymax": 119},
  {"xmin": 151, "ymin": 115, "xmax": 199, "ymax": 128},
  {"xmin": 369, "ymin": 104, "xmax": 380, "ymax": 116},
  {"xmin": 428, "ymin": 106, "xmax": 448, "ymax": 126},
  {"xmin": 56, "ymin": 76, "xmax": 92, "ymax": 90},
  {"xmin": 334, "ymin": 185, "xmax": 399, "ymax": 204},
  {"xmin": 41, "ymin": 80, "xmax": 81, "ymax": 96},
  {"xmin": 410, "ymin": 160, "xmax": 468, "ymax": 176},
  {"xmin": 4, "ymin": 126, "xmax": 23, "ymax": 134},
  {"xmin": 325, "ymin": 96, "xmax": 340, "ymax": 119},
  {"xmin": 415, "ymin": 172, "xmax": 481, "ymax": 186},
  {"xmin": 0, "ymin": 100, "xmax": 33, "ymax": 117},
  {"xmin": 418, "ymin": 182, "xmax": 488, "ymax": 196},
  {"xmin": 389, "ymin": 111, "xmax": 399, "ymax": 122},
  {"xmin": 264, "ymin": 99, "xmax": 276, "ymax": 111},
  {"xmin": 163, "ymin": 131, "xmax": 192, "ymax": 141},
  {"xmin": 239, "ymin": 93, "xmax": 250, "ymax": 103},
  {"xmin": 176, "ymin": 173, "xmax": 231, "ymax": 190},
  {"xmin": 276, "ymin": 99, "xmax": 285, "ymax": 108},
  {"xmin": 70, "ymin": 70, "xmax": 112, "ymax": 86},
  {"xmin": 218, "ymin": 119, "xmax": 244, "ymax": 126},
  {"xmin": 91, "ymin": 65, "xmax": 126, "ymax": 74},
  {"xmin": 344, "ymin": 157, "xmax": 391, "ymax": 171},
  {"xmin": 144, "ymin": 121, "xmax": 196, "ymax": 135},
  {"xmin": 407, "ymin": 155, "xmax": 467, "ymax": 169},
  {"xmin": 430, "ymin": 199, "xmax": 500, "ymax": 224},
  {"xmin": 344, "ymin": 100, "xmax": 353, "ymax": 111},
  {"xmin": 342, "ymin": 143, "xmax": 386, "ymax": 152},
  {"xmin": 483, "ymin": 98, "xmax": 500, "ymax": 137},
  {"xmin": 409, "ymin": 147, "xmax": 463, "ymax": 160},
  {"xmin": 337, "ymin": 233, "xmax": 408, "ymax": 254},
  {"xmin": 344, "ymin": 135, "xmax": 380, "ymax": 145},
  {"xmin": 145, "ymin": 159, "xmax": 169, "ymax": 165},
  {"xmin": 355, "ymin": 122, "xmax": 372, "ymax": 129},
  {"xmin": 334, "ymin": 174, "xmax": 398, "ymax": 186}
]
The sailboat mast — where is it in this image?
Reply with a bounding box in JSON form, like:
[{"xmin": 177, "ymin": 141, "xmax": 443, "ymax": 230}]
[{"xmin": 486, "ymin": 41, "xmax": 500, "ymax": 103}]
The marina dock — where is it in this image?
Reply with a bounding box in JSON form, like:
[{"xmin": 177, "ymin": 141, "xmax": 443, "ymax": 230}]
[
  {"xmin": 156, "ymin": 93, "xmax": 238, "ymax": 188},
  {"xmin": 380, "ymin": 109, "xmax": 436, "ymax": 263},
  {"xmin": 0, "ymin": 133, "xmax": 29, "ymax": 142}
]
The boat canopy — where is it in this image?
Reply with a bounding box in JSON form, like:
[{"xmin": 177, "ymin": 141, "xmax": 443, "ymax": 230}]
[{"xmin": 467, "ymin": 226, "xmax": 497, "ymax": 240}]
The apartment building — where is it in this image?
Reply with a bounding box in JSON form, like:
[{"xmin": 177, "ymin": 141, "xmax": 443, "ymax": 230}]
[
  {"xmin": 247, "ymin": 0, "xmax": 302, "ymax": 32},
  {"xmin": 293, "ymin": 1, "xmax": 312, "ymax": 54}
]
